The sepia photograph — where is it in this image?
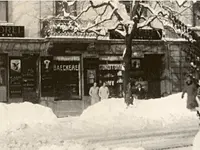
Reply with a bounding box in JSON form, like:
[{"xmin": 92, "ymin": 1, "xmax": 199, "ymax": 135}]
[{"xmin": 0, "ymin": 0, "xmax": 200, "ymax": 150}]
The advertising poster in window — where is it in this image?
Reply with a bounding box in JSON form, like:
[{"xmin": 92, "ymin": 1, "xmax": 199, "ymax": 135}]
[
  {"xmin": 9, "ymin": 58, "xmax": 22, "ymax": 98},
  {"xmin": 41, "ymin": 57, "xmax": 53, "ymax": 97}
]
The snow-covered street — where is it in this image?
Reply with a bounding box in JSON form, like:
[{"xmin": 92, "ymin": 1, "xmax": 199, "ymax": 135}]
[{"xmin": 0, "ymin": 93, "xmax": 199, "ymax": 150}]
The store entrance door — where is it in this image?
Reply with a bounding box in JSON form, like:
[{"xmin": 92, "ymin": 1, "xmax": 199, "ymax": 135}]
[
  {"xmin": 83, "ymin": 58, "xmax": 99, "ymax": 96},
  {"xmin": 143, "ymin": 54, "xmax": 163, "ymax": 98},
  {"xmin": 22, "ymin": 54, "xmax": 39, "ymax": 103}
]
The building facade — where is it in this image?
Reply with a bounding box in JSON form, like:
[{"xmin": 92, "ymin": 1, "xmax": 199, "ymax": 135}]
[{"xmin": 0, "ymin": 0, "xmax": 199, "ymax": 117}]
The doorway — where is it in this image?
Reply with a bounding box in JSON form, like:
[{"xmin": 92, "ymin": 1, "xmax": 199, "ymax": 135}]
[
  {"xmin": 142, "ymin": 54, "xmax": 163, "ymax": 98},
  {"xmin": 83, "ymin": 58, "xmax": 99, "ymax": 96},
  {"xmin": 22, "ymin": 54, "xmax": 39, "ymax": 103}
]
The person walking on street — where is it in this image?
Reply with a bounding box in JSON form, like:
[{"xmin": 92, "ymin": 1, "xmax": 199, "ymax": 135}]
[
  {"xmin": 182, "ymin": 75, "xmax": 200, "ymax": 118},
  {"xmin": 89, "ymin": 82, "xmax": 100, "ymax": 105},
  {"xmin": 99, "ymin": 82, "xmax": 109, "ymax": 100}
]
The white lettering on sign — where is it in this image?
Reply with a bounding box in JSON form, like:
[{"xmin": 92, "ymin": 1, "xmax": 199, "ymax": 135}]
[
  {"xmin": 99, "ymin": 64, "xmax": 122, "ymax": 70},
  {"xmin": 99, "ymin": 56, "xmax": 123, "ymax": 61},
  {"xmin": 53, "ymin": 64, "xmax": 79, "ymax": 71},
  {"xmin": 54, "ymin": 56, "xmax": 80, "ymax": 61}
]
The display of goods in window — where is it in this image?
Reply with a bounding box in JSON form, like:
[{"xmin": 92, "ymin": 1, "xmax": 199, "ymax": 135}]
[{"xmin": 53, "ymin": 56, "xmax": 81, "ymax": 100}]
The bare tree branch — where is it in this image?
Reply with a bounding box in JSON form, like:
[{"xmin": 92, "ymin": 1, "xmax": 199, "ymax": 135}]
[
  {"xmin": 137, "ymin": 15, "xmax": 157, "ymax": 29},
  {"xmin": 85, "ymin": 8, "xmax": 118, "ymax": 31}
]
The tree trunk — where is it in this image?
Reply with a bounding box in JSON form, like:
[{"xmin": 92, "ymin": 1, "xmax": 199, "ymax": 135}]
[{"xmin": 123, "ymin": 33, "xmax": 133, "ymax": 106}]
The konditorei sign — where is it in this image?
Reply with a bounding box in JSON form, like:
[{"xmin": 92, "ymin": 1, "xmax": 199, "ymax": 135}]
[{"xmin": 0, "ymin": 25, "xmax": 25, "ymax": 37}]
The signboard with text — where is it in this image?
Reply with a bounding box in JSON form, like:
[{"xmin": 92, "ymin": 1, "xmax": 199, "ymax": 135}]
[{"xmin": 0, "ymin": 26, "xmax": 25, "ymax": 37}]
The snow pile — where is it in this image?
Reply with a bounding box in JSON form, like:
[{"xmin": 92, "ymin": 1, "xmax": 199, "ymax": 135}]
[
  {"xmin": 0, "ymin": 102, "xmax": 58, "ymax": 132},
  {"xmin": 80, "ymin": 93, "xmax": 197, "ymax": 130},
  {"xmin": 193, "ymin": 129, "xmax": 200, "ymax": 150},
  {"xmin": 38, "ymin": 142, "xmax": 145, "ymax": 150}
]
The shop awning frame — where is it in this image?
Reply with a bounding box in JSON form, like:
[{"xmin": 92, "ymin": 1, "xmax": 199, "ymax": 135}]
[{"xmin": 0, "ymin": 37, "xmax": 50, "ymax": 53}]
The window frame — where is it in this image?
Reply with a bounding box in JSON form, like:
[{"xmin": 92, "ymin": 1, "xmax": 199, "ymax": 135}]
[{"xmin": 0, "ymin": 1, "xmax": 8, "ymax": 22}]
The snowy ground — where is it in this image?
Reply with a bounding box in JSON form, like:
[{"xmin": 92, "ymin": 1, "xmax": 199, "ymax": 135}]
[{"xmin": 0, "ymin": 93, "xmax": 199, "ymax": 150}]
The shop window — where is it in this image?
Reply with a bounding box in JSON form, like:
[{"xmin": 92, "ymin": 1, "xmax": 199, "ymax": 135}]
[
  {"xmin": 41, "ymin": 57, "xmax": 53, "ymax": 97},
  {"xmin": 99, "ymin": 56, "xmax": 123, "ymax": 98},
  {"xmin": 55, "ymin": 1, "xmax": 77, "ymax": 16},
  {"xmin": 9, "ymin": 57, "xmax": 22, "ymax": 98},
  {"xmin": 0, "ymin": 1, "xmax": 8, "ymax": 22},
  {"xmin": 53, "ymin": 56, "xmax": 81, "ymax": 100}
]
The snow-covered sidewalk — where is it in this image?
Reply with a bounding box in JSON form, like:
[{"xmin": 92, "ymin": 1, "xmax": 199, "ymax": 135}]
[
  {"xmin": 0, "ymin": 93, "xmax": 199, "ymax": 150},
  {"xmin": 79, "ymin": 93, "xmax": 199, "ymax": 132}
]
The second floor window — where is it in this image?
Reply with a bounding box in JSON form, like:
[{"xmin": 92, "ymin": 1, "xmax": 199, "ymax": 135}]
[
  {"xmin": 0, "ymin": 1, "xmax": 8, "ymax": 22},
  {"xmin": 55, "ymin": 1, "xmax": 77, "ymax": 16}
]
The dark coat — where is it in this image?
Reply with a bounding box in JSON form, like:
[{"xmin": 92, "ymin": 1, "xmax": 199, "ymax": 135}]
[
  {"xmin": 182, "ymin": 80, "xmax": 199, "ymax": 110},
  {"xmin": 135, "ymin": 88, "xmax": 146, "ymax": 99}
]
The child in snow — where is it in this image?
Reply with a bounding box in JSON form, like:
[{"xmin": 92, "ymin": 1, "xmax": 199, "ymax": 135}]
[{"xmin": 182, "ymin": 75, "xmax": 200, "ymax": 118}]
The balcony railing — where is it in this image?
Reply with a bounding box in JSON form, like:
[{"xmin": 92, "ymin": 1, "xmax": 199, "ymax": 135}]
[{"xmin": 41, "ymin": 18, "xmax": 109, "ymax": 39}]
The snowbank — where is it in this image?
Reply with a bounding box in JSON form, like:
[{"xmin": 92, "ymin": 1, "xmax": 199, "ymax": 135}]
[
  {"xmin": 193, "ymin": 129, "xmax": 200, "ymax": 150},
  {"xmin": 0, "ymin": 102, "xmax": 58, "ymax": 132},
  {"xmin": 38, "ymin": 142, "xmax": 145, "ymax": 150},
  {"xmin": 80, "ymin": 93, "xmax": 198, "ymax": 131}
]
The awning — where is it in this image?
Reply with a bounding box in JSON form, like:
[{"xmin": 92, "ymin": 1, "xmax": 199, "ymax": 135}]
[{"xmin": 0, "ymin": 37, "xmax": 50, "ymax": 53}]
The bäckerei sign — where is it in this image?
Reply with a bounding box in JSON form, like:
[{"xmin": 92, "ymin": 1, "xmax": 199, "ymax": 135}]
[{"xmin": 0, "ymin": 25, "xmax": 25, "ymax": 37}]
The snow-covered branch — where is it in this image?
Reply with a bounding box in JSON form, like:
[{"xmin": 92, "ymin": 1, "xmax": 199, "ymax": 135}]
[
  {"xmin": 140, "ymin": 3, "xmax": 168, "ymax": 17},
  {"xmin": 89, "ymin": 0, "xmax": 123, "ymax": 21},
  {"xmin": 137, "ymin": 16, "xmax": 157, "ymax": 29},
  {"xmin": 85, "ymin": 8, "xmax": 118, "ymax": 31}
]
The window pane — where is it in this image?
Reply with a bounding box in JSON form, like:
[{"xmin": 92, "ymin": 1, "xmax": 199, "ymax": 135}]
[{"xmin": 0, "ymin": 1, "xmax": 7, "ymax": 22}]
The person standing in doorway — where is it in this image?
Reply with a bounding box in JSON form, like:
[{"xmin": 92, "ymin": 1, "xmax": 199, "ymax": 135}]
[
  {"xmin": 135, "ymin": 83, "xmax": 146, "ymax": 100},
  {"xmin": 89, "ymin": 82, "xmax": 100, "ymax": 105},
  {"xmin": 99, "ymin": 82, "xmax": 109, "ymax": 100}
]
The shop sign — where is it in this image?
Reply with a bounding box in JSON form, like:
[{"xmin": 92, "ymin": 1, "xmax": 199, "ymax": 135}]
[
  {"xmin": 10, "ymin": 59, "xmax": 21, "ymax": 73},
  {"xmin": 54, "ymin": 56, "xmax": 80, "ymax": 61},
  {"xmin": 99, "ymin": 64, "xmax": 122, "ymax": 70},
  {"xmin": 99, "ymin": 56, "xmax": 123, "ymax": 61},
  {"xmin": 53, "ymin": 64, "xmax": 79, "ymax": 71},
  {"xmin": 0, "ymin": 26, "xmax": 25, "ymax": 37}
]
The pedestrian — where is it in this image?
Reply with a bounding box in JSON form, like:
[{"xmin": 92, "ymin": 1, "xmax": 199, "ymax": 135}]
[
  {"xmin": 99, "ymin": 82, "xmax": 109, "ymax": 100},
  {"xmin": 182, "ymin": 75, "xmax": 199, "ymax": 114},
  {"xmin": 89, "ymin": 82, "xmax": 100, "ymax": 105},
  {"xmin": 135, "ymin": 83, "xmax": 146, "ymax": 99}
]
